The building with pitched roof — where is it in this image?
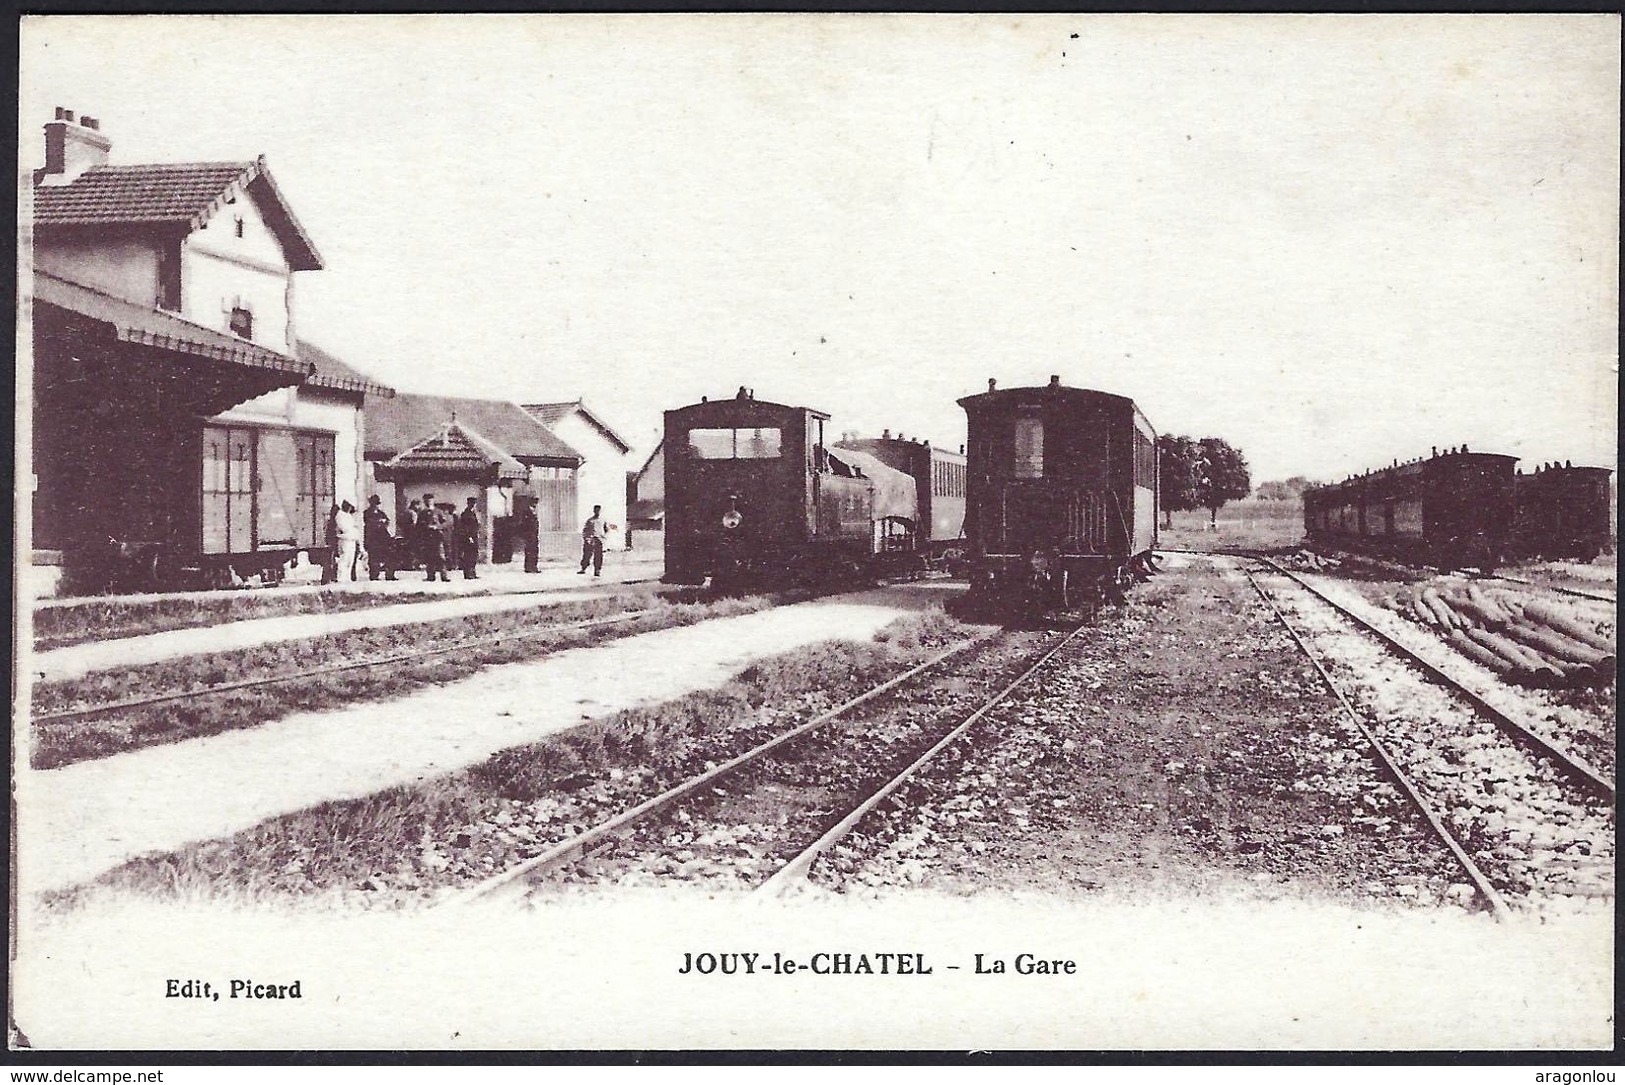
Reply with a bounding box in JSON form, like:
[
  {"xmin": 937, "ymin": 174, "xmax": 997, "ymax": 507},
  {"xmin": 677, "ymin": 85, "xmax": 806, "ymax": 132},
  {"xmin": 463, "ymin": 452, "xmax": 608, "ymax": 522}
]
[
  {"xmin": 522, "ymin": 400, "xmax": 633, "ymax": 550},
  {"xmin": 371, "ymin": 420, "xmax": 533, "ymax": 564},
  {"xmin": 27, "ymin": 108, "xmax": 391, "ymax": 592},
  {"xmin": 364, "ymin": 393, "xmax": 585, "ymax": 562}
]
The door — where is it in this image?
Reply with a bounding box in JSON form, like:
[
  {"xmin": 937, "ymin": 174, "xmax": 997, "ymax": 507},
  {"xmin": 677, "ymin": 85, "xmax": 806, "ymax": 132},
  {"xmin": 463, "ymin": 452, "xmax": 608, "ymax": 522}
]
[{"xmin": 256, "ymin": 430, "xmax": 301, "ymax": 547}]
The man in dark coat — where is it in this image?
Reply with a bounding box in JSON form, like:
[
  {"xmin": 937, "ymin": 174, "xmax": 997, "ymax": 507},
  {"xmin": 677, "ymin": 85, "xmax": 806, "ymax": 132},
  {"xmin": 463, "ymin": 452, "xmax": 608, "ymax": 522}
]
[
  {"xmin": 456, "ymin": 497, "xmax": 482, "ymax": 579},
  {"xmin": 364, "ymin": 495, "xmax": 396, "ymax": 581},
  {"xmin": 321, "ymin": 503, "xmax": 340, "ymax": 584},
  {"xmin": 519, "ymin": 496, "xmax": 541, "ymax": 573},
  {"xmin": 401, "ymin": 499, "xmax": 423, "ymax": 571}
]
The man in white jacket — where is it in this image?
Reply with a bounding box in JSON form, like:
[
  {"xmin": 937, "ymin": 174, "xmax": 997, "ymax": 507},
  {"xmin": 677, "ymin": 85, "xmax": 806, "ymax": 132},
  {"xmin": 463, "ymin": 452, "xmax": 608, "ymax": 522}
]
[{"xmin": 335, "ymin": 500, "xmax": 364, "ymax": 581}]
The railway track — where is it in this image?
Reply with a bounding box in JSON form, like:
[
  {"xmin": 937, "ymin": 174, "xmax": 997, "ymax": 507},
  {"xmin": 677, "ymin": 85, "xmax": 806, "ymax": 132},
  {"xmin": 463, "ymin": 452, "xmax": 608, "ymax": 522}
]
[
  {"xmin": 30, "ymin": 576, "xmax": 668, "ymax": 654},
  {"xmin": 1260, "ymin": 558, "xmax": 1613, "ymax": 798},
  {"xmin": 34, "ymin": 577, "xmax": 890, "ymax": 727},
  {"xmin": 1242, "ymin": 558, "xmax": 1614, "ymax": 917},
  {"xmin": 1288, "ymin": 545, "xmax": 1617, "ymax": 606},
  {"xmin": 448, "ymin": 623, "xmax": 1086, "ymax": 906},
  {"xmin": 33, "ymin": 598, "xmax": 681, "ymax": 726},
  {"xmin": 1477, "ymin": 573, "xmax": 1616, "ymax": 607}
]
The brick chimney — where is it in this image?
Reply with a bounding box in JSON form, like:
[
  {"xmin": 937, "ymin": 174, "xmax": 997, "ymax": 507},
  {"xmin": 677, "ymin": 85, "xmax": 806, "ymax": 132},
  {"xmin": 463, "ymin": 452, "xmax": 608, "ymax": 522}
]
[{"xmin": 37, "ymin": 108, "xmax": 111, "ymax": 186}]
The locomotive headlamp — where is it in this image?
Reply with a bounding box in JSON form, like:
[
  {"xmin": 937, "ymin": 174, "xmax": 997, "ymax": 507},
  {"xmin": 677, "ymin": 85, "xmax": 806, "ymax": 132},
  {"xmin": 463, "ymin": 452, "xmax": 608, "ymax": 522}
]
[
  {"xmin": 1028, "ymin": 551, "xmax": 1053, "ymax": 574},
  {"xmin": 721, "ymin": 509, "xmax": 743, "ymax": 530}
]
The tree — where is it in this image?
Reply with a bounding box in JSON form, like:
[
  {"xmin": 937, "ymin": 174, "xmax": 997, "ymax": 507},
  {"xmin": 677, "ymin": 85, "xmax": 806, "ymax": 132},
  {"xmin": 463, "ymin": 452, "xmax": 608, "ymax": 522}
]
[
  {"xmin": 1255, "ymin": 480, "xmax": 1291, "ymax": 501},
  {"xmin": 1255, "ymin": 477, "xmax": 1310, "ymax": 501},
  {"xmin": 1195, "ymin": 437, "xmax": 1252, "ymax": 526},
  {"xmin": 1157, "ymin": 434, "xmax": 1201, "ymax": 528}
]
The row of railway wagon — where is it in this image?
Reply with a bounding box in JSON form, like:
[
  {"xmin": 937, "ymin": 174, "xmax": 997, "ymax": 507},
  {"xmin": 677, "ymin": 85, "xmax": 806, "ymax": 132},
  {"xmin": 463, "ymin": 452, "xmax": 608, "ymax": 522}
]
[
  {"xmin": 1302, "ymin": 448, "xmax": 1614, "ymax": 571},
  {"xmin": 662, "ymin": 377, "xmax": 1160, "ymax": 611}
]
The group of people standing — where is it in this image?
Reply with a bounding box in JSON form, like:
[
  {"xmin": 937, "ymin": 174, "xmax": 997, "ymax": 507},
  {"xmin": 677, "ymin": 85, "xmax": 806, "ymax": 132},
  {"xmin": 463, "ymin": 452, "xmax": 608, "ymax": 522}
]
[
  {"xmin": 321, "ymin": 494, "xmax": 611, "ymax": 583},
  {"xmin": 323, "ymin": 493, "xmax": 483, "ymax": 583}
]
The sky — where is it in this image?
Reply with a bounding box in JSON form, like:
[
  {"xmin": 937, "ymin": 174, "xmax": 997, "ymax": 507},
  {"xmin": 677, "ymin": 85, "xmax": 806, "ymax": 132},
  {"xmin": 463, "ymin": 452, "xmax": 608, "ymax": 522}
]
[{"xmin": 19, "ymin": 14, "xmax": 1620, "ymax": 482}]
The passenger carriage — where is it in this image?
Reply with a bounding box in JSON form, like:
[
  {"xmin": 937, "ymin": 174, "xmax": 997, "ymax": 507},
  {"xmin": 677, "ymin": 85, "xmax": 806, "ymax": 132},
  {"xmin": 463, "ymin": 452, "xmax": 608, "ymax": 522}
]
[{"xmin": 958, "ymin": 377, "xmax": 1159, "ymax": 609}]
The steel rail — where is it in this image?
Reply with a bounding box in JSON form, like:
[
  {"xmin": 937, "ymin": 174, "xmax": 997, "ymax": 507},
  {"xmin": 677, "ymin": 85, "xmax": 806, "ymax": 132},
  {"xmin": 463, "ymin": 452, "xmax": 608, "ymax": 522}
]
[
  {"xmin": 1239, "ymin": 565, "xmax": 1515, "ymax": 922},
  {"xmin": 444, "ymin": 630, "xmax": 1001, "ymax": 907},
  {"xmin": 755, "ymin": 621, "xmax": 1090, "ymax": 897},
  {"xmin": 34, "ymin": 576, "xmax": 662, "ymax": 615},
  {"xmin": 1298, "ymin": 545, "xmax": 1616, "ymax": 606},
  {"xmin": 34, "ymin": 582, "xmax": 846, "ymax": 723},
  {"xmin": 33, "ymin": 606, "xmax": 667, "ymax": 723},
  {"xmin": 1258, "ymin": 558, "xmax": 1614, "ymax": 801},
  {"xmin": 1478, "ymin": 573, "xmax": 1616, "ymax": 606},
  {"xmin": 30, "ymin": 578, "xmax": 667, "ymax": 651}
]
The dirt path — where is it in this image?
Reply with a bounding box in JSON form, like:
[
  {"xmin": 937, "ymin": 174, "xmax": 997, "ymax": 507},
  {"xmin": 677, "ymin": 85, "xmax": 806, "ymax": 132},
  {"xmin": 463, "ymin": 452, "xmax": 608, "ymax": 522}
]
[
  {"xmin": 29, "ymin": 572, "xmax": 654, "ymax": 684},
  {"xmin": 18, "ymin": 589, "xmax": 940, "ymax": 896}
]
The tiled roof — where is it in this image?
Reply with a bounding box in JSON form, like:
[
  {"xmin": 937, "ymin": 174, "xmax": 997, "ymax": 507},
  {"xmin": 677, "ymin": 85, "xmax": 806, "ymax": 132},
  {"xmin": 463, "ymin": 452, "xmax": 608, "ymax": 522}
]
[
  {"xmin": 522, "ymin": 399, "xmax": 633, "ymax": 453},
  {"xmin": 366, "ymin": 393, "xmax": 582, "ymax": 466},
  {"xmin": 296, "ymin": 339, "xmax": 395, "ymax": 397},
  {"xmin": 35, "ymin": 162, "xmax": 249, "ymax": 224},
  {"xmin": 381, "ymin": 421, "xmax": 529, "ymax": 481},
  {"xmin": 32, "ymin": 156, "xmax": 322, "ymax": 271},
  {"xmin": 520, "ymin": 401, "xmax": 574, "ymax": 428},
  {"xmin": 31, "ymin": 269, "xmax": 311, "ymax": 378}
]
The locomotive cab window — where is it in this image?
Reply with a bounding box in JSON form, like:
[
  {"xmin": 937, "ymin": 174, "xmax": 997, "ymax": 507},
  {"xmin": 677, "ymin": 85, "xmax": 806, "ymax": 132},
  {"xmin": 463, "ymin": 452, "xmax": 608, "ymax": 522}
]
[
  {"xmin": 688, "ymin": 427, "xmax": 782, "ymax": 459},
  {"xmin": 1013, "ymin": 416, "xmax": 1044, "ymax": 478}
]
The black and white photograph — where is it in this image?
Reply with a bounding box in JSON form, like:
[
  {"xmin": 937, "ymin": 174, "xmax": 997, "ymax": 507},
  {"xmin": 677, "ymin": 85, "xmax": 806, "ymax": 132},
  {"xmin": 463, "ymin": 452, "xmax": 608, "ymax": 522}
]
[{"xmin": 10, "ymin": 13, "xmax": 1617, "ymax": 1054}]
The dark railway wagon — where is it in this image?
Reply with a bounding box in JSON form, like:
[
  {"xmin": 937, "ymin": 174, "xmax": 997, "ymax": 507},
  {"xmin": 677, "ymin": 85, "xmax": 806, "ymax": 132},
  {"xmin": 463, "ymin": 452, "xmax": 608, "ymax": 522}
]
[
  {"xmin": 958, "ymin": 377, "xmax": 1158, "ymax": 608},
  {"xmin": 1302, "ymin": 447, "xmax": 1518, "ymax": 570},
  {"xmin": 662, "ymin": 388, "xmax": 918, "ymax": 587},
  {"xmin": 1513, "ymin": 462, "xmax": 1614, "ymax": 561}
]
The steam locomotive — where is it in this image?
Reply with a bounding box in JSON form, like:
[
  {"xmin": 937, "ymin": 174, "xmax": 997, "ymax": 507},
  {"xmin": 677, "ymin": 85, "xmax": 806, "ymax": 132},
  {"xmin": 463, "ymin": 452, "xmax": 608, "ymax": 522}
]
[{"xmin": 661, "ymin": 388, "xmax": 966, "ymax": 588}]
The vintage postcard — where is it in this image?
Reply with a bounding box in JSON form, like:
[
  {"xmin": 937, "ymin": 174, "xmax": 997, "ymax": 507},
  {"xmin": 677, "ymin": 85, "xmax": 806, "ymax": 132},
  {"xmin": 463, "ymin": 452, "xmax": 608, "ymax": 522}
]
[{"xmin": 10, "ymin": 13, "xmax": 1617, "ymax": 1054}]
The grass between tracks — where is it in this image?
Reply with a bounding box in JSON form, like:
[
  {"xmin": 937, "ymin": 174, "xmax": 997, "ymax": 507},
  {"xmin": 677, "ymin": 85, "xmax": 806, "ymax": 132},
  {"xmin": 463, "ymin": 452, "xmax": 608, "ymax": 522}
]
[
  {"xmin": 30, "ymin": 588, "xmax": 748, "ymax": 770},
  {"xmin": 48, "ymin": 612, "xmax": 968, "ymax": 909},
  {"xmin": 31, "ymin": 585, "xmax": 480, "ymax": 651}
]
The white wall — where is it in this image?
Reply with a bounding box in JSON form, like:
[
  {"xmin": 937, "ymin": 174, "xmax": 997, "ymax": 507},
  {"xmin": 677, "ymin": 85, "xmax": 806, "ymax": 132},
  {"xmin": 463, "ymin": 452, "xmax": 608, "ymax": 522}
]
[
  {"xmin": 552, "ymin": 411, "xmax": 628, "ymax": 549},
  {"xmin": 637, "ymin": 446, "xmax": 664, "ymax": 503},
  {"xmin": 181, "ymin": 181, "xmax": 296, "ymax": 354},
  {"xmin": 35, "ymin": 236, "xmax": 162, "ymax": 306}
]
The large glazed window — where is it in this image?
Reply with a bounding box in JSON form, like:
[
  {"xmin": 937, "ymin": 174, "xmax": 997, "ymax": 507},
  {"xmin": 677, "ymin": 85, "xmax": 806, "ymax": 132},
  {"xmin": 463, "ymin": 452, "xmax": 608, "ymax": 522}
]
[
  {"xmin": 688, "ymin": 427, "xmax": 782, "ymax": 459},
  {"xmin": 295, "ymin": 433, "xmax": 336, "ymax": 548},
  {"xmin": 203, "ymin": 425, "xmax": 258, "ymax": 554},
  {"xmin": 1013, "ymin": 416, "xmax": 1044, "ymax": 478}
]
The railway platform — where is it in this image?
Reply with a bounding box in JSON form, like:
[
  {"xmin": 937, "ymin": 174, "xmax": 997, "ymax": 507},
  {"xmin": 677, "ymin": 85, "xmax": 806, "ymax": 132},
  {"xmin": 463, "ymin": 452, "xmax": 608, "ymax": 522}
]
[
  {"xmin": 31, "ymin": 552, "xmax": 663, "ymax": 610},
  {"xmin": 28, "ymin": 556, "xmax": 664, "ymax": 684}
]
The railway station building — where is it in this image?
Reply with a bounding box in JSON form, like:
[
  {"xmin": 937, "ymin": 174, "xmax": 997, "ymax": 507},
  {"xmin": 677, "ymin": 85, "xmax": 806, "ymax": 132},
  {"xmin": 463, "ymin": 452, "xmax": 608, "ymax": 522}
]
[
  {"xmin": 26, "ymin": 108, "xmax": 393, "ymax": 595},
  {"xmin": 363, "ymin": 393, "xmax": 585, "ymax": 562},
  {"xmin": 521, "ymin": 400, "xmax": 633, "ymax": 551}
]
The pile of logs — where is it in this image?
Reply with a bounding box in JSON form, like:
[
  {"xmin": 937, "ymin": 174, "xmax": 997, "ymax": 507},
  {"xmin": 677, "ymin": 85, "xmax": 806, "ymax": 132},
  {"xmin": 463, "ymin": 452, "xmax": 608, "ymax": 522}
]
[{"xmin": 1403, "ymin": 584, "xmax": 1616, "ymax": 688}]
